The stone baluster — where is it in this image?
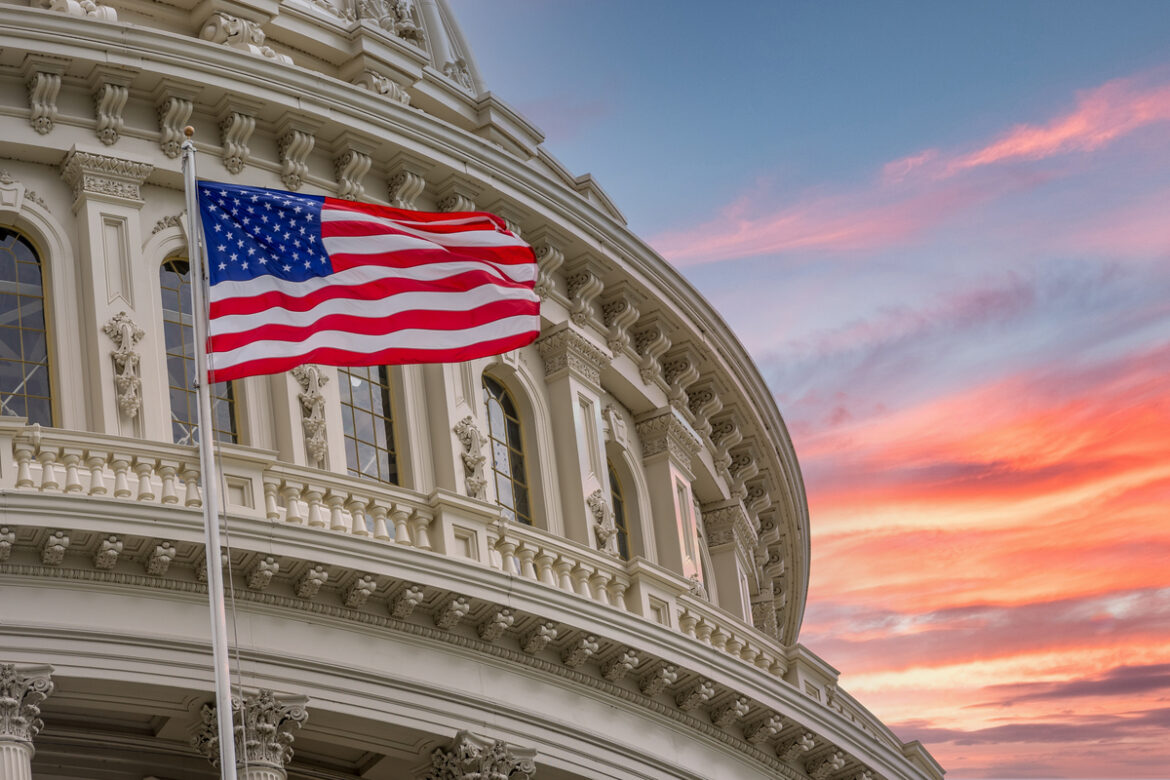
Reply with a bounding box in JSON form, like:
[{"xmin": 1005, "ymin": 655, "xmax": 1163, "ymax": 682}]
[
  {"xmin": 695, "ymin": 619, "xmax": 715, "ymax": 645},
  {"xmin": 570, "ymin": 565, "xmax": 594, "ymax": 599},
  {"xmin": 303, "ymin": 487, "xmax": 325, "ymax": 528},
  {"xmin": 407, "ymin": 511, "xmax": 433, "ymax": 550},
  {"xmin": 263, "ymin": 482, "xmax": 280, "ymax": 521},
  {"xmin": 346, "ymin": 496, "xmax": 370, "ymax": 537},
  {"xmin": 710, "ymin": 627, "xmax": 730, "ymax": 652},
  {"xmin": 60, "ymin": 449, "xmax": 83, "ymax": 494},
  {"xmin": 111, "ymin": 455, "xmax": 131, "ymax": 498},
  {"xmin": 325, "ymin": 492, "xmax": 347, "ymax": 532},
  {"xmin": 606, "ymin": 578, "xmax": 629, "ymax": 611},
  {"xmin": 0, "ymin": 663, "xmax": 54, "ymax": 780},
  {"xmin": 494, "ymin": 536, "xmax": 518, "ymax": 575},
  {"xmin": 367, "ymin": 504, "xmax": 391, "ymax": 540},
  {"xmin": 552, "ymin": 557, "xmax": 575, "ymax": 591},
  {"xmin": 516, "ymin": 543, "xmax": 538, "ymax": 579},
  {"xmin": 194, "ymin": 689, "xmax": 308, "ymax": 780},
  {"xmin": 534, "ymin": 551, "xmax": 557, "ymax": 587},
  {"xmin": 390, "ymin": 506, "xmax": 411, "ymax": 545},
  {"xmin": 133, "ymin": 460, "xmax": 155, "ymax": 501},
  {"xmin": 37, "ymin": 449, "xmax": 59, "ymax": 492},
  {"xmin": 588, "ymin": 570, "xmax": 612, "ymax": 607},
  {"xmin": 85, "ymin": 454, "xmax": 108, "ymax": 496},
  {"xmin": 678, "ymin": 611, "xmax": 698, "ymax": 637},
  {"xmin": 13, "ymin": 440, "xmax": 34, "ymax": 488},
  {"xmin": 280, "ymin": 483, "xmax": 305, "ymax": 524},
  {"xmin": 181, "ymin": 466, "xmax": 202, "ymax": 507},
  {"xmin": 158, "ymin": 462, "xmax": 179, "ymax": 505}
]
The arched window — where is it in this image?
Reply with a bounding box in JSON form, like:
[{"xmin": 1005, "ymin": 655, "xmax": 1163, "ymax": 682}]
[
  {"xmin": 339, "ymin": 365, "xmax": 398, "ymax": 483},
  {"xmin": 483, "ymin": 375, "xmax": 531, "ymax": 525},
  {"xmin": 161, "ymin": 257, "xmax": 237, "ymax": 444},
  {"xmin": 0, "ymin": 228, "xmax": 52, "ymax": 426},
  {"xmin": 608, "ymin": 461, "xmax": 631, "ymax": 560}
]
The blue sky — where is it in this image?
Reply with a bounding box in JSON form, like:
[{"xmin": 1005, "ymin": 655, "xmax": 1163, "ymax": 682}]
[{"xmin": 451, "ymin": 3, "xmax": 1170, "ymax": 777}]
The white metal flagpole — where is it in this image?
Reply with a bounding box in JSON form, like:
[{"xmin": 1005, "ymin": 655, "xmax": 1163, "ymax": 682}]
[{"xmin": 181, "ymin": 125, "xmax": 241, "ymax": 780}]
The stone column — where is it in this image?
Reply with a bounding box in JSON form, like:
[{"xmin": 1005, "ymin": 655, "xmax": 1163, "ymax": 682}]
[
  {"xmin": 536, "ymin": 325, "xmax": 613, "ymax": 550},
  {"xmin": 634, "ymin": 408, "xmax": 703, "ymax": 580},
  {"xmin": 0, "ymin": 663, "xmax": 55, "ymax": 780},
  {"xmin": 424, "ymin": 730, "xmax": 536, "ymax": 780},
  {"xmin": 194, "ymin": 689, "xmax": 308, "ymax": 780}
]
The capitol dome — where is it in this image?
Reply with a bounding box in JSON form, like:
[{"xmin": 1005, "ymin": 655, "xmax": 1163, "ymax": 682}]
[{"xmin": 0, "ymin": 1, "xmax": 945, "ymax": 779}]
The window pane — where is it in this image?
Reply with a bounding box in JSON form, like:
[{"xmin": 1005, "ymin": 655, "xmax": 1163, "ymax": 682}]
[
  {"xmin": 483, "ymin": 376, "xmax": 532, "ymax": 526},
  {"xmin": 0, "ymin": 230, "xmax": 52, "ymax": 426},
  {"xmin": 339, "ymin": 365, "xmax": 398, "ymax": 484}
]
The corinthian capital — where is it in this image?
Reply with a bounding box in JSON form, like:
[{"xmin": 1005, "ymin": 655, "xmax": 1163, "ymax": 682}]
[
  {"xmin": 0, "ymin": 663, "xmax": 55, "ymax": 744},
  {"xmin": 426, "ymin": 730, "xmax": 536, "ymax": 780},
  {"xmin": 194, "ymin": 689, "xmax": 309, "ymax": 776}
]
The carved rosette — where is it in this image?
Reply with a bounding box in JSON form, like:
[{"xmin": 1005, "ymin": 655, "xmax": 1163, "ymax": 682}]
[
  {"xmin": 193, "ymin": 690, "xmax": 308, "ymax": 772},
  {"xmin": 0, "ymin": 664, "xmax": 54, "ymax": 744},
  {"xmin": 634, "ymin": 409, "xmax": 702, "ymax": 469},
  {"xmin": 586, "ymin": 488, "xmax": 619, "ymax": 556},
  {"xmin": 60, "ymin": 150, "xmax": 154, "ymax": 204},
  {"xmin": 102, "ymin": 312, "xmax": 145, "ymax": 418},
  {"xmin": 453, "ymin": 415, "xmax": 487, "ymax": 499},
  {"xmin": 535, "ymin": 328, "xmax": 611, "ymax": 388},
  {"xmin": 426, "ymin": 730, "xmax": 536, "ymax": 780},
  {"xmin": 291, "ymin": 365, "xmax": 329, "ymax": 468}
]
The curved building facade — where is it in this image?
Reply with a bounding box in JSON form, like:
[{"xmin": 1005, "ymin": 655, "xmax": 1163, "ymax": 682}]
[{"xmin": 0, "ymin": 2, "xmax": 944, "ymax": 779}]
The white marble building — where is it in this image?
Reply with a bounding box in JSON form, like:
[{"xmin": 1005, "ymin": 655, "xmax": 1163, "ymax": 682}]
[{"xmin": 0, "ymin": 1, "xmax": 946, "ymax": 779}]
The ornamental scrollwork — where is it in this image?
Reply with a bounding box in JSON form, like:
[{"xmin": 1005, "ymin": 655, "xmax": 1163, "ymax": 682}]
[
  {"xmin": 193, "ymin": 689, "xmax": 308, "ymax": 770},
  {"xmin": 586, "ymin": 488, "xmax": 619, "ymax": 556},
  {"xmin": 102, "ymin": 312, "xmax": 145, "ymax": 418},
  {"xmin": 453, "ymin": 416, "xmax": 486, "ymax": 499},
  {"xmin": 425, "ymin": 730, "xmax": 536, "ymax": 780},
  {"xmin": 0, "ymin": 663, "xmax": 55, "ymax": 742},
  {"xmin": 291, "ymin": 365, "xmax": 329, "ymax": 468},
  {"xmin": 358, "ymin": 0, "xmax": 425, "ymax": 46}
]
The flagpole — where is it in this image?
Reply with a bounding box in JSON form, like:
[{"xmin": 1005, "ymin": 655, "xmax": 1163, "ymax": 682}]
[{"xmin": 181, "ymin": 126, "xmax": 240, "ymax": 780}]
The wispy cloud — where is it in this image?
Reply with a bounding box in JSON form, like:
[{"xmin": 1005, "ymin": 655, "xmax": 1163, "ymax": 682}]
[{"xmin": 652, "ymin": 71, "xmax": 1170, "ymax": 265}]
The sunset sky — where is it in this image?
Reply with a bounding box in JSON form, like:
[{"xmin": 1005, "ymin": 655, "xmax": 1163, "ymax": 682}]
[{"xmin": 451, "ymin": 2, "xmax": 1170, "ymax": 777}]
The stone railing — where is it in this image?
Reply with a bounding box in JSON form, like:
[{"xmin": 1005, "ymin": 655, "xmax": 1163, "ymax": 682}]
[{"xmin": 0, "ymin": 420, "xmax": 894, "ymax": 752}]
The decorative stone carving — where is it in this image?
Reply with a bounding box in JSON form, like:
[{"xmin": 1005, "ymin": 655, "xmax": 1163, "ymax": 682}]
[
  {"xmin": 533, "ymin": 242, "xmax": 564, "ymax": 299},
  {"xmin": 727, "ymin": 450, "xmax": 759, "ymax": 500},
  {"xmin": 637, "ymin": 663, "xmax": 678, "ymax": 697},
  {"xmin": 358, "ymin": 0, "xmax": 425, "ymax": 45},
  {"xmin": 390, "ymin": 583, "xmax": 425, "ymax": 618},
  {"xmin": 635, "ymin": 409, "xmax": 702, "ymax": 467},
  {"xmin": 219, "ymin": 110, "xmax": 256, "ymax": 175},
  {"xmin": 777, "ymin": 732, "xmax": 816, "ymax": 762},
  {"xmin": 438, "ymin": 191, "xmax": 475, "ymax": 213},
  {"xmin": 519, "ymin": 621, "xmax": 557, "ymax": 654},
  {"xmin": 433, "ymin": 595, "xmax": 470, "ymax": 629},
  {"xmin": 193, "ymin": 689, "xmax": 308, "ymax": 774},
  {"xmin": 600, "ymin": 647, "xmax": 639, "ymax": 681},
  {"xmin": 535, "ymin": 327, "xmax": 611, "ymax": 388},
  {"xmin": 709, "ymin": 414, "xmax": 743, "ymax": 473},
  {"xmin": 807, "ymin": 751, "xmax": 847, "ymax": 779},
  {"xmin": 145, "ymin": 542, "xmax": 177, "ymax": 575},
  {"xmin": 477, "ymin": 607, "xmax": 514, "ymax": 642},
  {"xmin": 441, "ymin": 59, "xmax": 474, "ymax": 91},
  {"xmin": 743, "ymin": 712, "xmax": 784, "ymax": 744},
  {"xmin": 387, "ymin": 170, "xmax": 425, "ymax": 209},
  {"xmin": 295, "ymin": 565, "xmax": 329, "ymax": 599},
  {"xmin": 278, "ymin": 129, "xmax": 315, "ymax": 191},
  {"xmin": 702, "ymin": 500, "xmax": 757, "ymax": 566},
  {"xmin": 586, "ymin": 489, "xmax": 619, "ymax": 556},
  {"xmin": 92, "ymin": 82, "xmax": 129, "ymax": 145},
  {"xmin": 41, "ymin": 530, "xmax": 69, "ymax": 565},
  {"xmin": 38, "ymin": 0, "xmax": 117, "ymax": 20},
  {"xmin": 425, "ymin": 730, "xmax": 536, "ymax": 780},
  {"xmin": 710, "ymin": 696, "xmax": 751, "ymax": 728},
  {"xmin": 93, "ymin": 535, "xmax": 122, "ymax": 569},
  {"xmin": 601, "ymin": 292, "xmax": 640, "ymax": 355},
  {"xmin": 248, "ymin": 556, "xmax": 280, "ymax": 590},
  {"xmin": 60, "ymin": 150, "xmax": 154, "ymax": 203},
  {"xmin": 0, "ymin": 663, "xmax": 54, "ymax": 743},
  {"xmin": 0, "ymin": 527, "xmax": 14, "ymax": 562},
  {"xmin": 344, "ymin": 574, "xmax": 377, "ymax": 607},
  {"xmin": 662, "ymin": 349, "xmax": 701, "ymax": 410},
  {"xmin": 27, "ymin": 71, "xmax": 61, "ymax": 135},
  {"xmin": 102, "ymin": 312, "xmax": 145, "ymax": 418},
  {"xmin": 291, "ymin": 365, "xmax": 328, "ymax": 468},
  {"xmin": 565, "ymin": 267, "xmax": 603, "ymax": 327},
  {"xmin": 353, "ymin": 71, "xmax": 411, "ymax": 106},
  {"xmin": 633, "ymin": 319, "xmax": 671, "ymax": 385},
  {"xmin": 157, "ymin": 96, "xmax": 193, "ymax": 158},
  {"xmin": 687, "ymin": 382, "xmax": 723, "ymax": 439},
  {"xmin": 334, "ymin": 149, "xmax": 372, "ymax": 199},
  {"xmin": 453, "ymin": 416, "xmax": 486, "ymax": 499},
  {"xmin": 675, "ymin": 678, "xmax": 715, "ymax": 711},
  {"xmin": 199, "ymin": 13, "xmax": 293, "ymax": 64},
  {"xmin": 152, "ymin": 214, "xmax": 182, "ymax": 235},
  {"xmin": 560, "ymin": 635, "xmax": 599, "ymax": 668}
]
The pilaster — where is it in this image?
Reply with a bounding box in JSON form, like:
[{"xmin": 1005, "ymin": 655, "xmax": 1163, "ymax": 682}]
[
  {"xmin": 0, "ymin": 663, "xmax": 54, "ymax": 780},
  {"xmin": 59, "ymin": 147, "xmax": 154, "ymax": 436},
  {"xmin": 701, "ymin": 499, "xmax": 758, "ymax": 621},
  {"xmin": 535, "ymin": 325, "xmax": 612, "ymax": 549},
  {"xmin": 634, "ymin": 407, "xmax": 703, "ymax": 580}
]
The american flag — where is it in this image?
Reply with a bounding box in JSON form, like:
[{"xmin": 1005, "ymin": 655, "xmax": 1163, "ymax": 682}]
[{"xmin": 196, "ymin": 181, "xmax": 541, "ymax": 381}]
